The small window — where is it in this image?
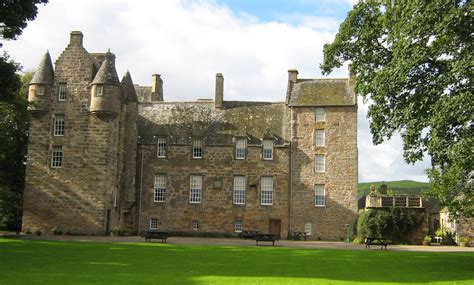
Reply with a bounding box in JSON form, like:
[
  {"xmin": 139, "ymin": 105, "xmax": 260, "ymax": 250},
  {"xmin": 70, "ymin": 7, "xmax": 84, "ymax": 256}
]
[
  {"xmin": 315, "ymin": 184, "xmax": 325, "ymax": 207},
  {"xmin": 315, "ymin": 154, "xmax": 325, "ymax": 172},
  {"xmin": 53, "ymin": 114, "xmax": 65, "ymax": 137},
  {"xmin": 51, "ymin": 146, "xmax": 63, "ymax": 168},
  {"xmin": 315, "ymin": 107, "xmax": 325, "ymax": 122},
  {"xmin": 157, "ymin": 138, "xmax": 167, "ymax": 158},
  {"xmin": 58, "ymin": 83, "xmax": 67, "ymax": 101},
  {"xmin": 304, "ymin": 222, "xmax": 312, "ymax": 236},
  {"xmin": 189, "ymin": 175, "xmax": 202, "ymax": 203},
  {"xmin": 263, "ymin": 140, "xmax": 273, "ymax": 160},
  {"xmin": 149, "ymin": 218, "xmax": 158, "ymax": 229},
  {"xmin": 192, "ymin": 220, "xmax": 199, "ymax": 231},
  {"xmin": 37, "ymin": 86, "xmax": 44, "ymax": 96},
  {"xmin": 235, "ymin": 220, "xmax": 243, "ymax": 233},
  {"xmin": 261, "ymin": 177, "xmax": 273, "ymax": 205},
  {"xmin": 154, "ymin": 175, "xmax": 166, "ymax": 202},
  {"xmin": 96, "ymin": 85, "xmax": 104, "ymax": 97},
  {"xmin": 233, "ymin": 176, "xmax": 246, "ymax": 205},
  {"xmin": 192, "ymin": 139, "xmax": 203, "ymax": 159},
  {"xmin": 235, "ymin": 138, "xmax": 246, "ymax": 159},
  {"xmin": 314, "ymin": 129, "xmax": 325, "ymax": 146}
]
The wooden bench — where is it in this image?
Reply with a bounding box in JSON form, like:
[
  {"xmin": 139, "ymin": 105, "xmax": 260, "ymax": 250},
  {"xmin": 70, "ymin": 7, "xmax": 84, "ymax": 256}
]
[
  {"xmin": 292, "ymin": 231, "xmax": 308, "ymax": 241},
  {"xmin": 240, "ymin": 230, "xmax": 260, "ymax": 239},
  {"xmin": 255, "ymin": 233, "xmax": 277, "ymax": 246},
  {"xmin": 364, "ymin": 237, "xmax": 388, "ymax": 250},
  {"xmin": 142, "ymin": 230, "xmax": 169, "ymax": 243}
]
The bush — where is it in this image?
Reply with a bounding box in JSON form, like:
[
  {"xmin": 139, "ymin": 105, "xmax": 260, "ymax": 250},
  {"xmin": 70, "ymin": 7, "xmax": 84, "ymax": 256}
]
[
  {"xmin": 423, "ymin": 236, "xmax": 432, "ymax": 242},
  {"xmin": 357, "ymin": 208, "xmax": 425, "ymax": 243},
  {"xmin": 435, "ymin": 229, "xmax": 444, "ymax": 237},
  {"xmin": 459, "ymin": 236, "xmax": 470, "ymax": 243},
  {"xmin": 442, "ymin": 231, "xmax": 457, "ymax": 245},
  {"xmin": 352, "ymin": 237, "xmax": 363, "ymax": 244},
  {"xmin": 52, "ymin": 227, "xmax": 63, "ymax": 235}
]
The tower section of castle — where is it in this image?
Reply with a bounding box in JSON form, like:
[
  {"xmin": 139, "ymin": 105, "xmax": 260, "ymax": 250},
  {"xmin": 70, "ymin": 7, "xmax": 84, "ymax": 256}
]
[{"xmin": 22, "ymin": 31, "xmax": 138, "ymax": 235}]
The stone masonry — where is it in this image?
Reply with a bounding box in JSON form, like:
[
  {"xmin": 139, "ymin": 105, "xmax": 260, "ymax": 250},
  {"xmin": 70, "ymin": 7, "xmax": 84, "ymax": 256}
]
[{"xmin": 23, "ymin": 31, "xmax": 357, "ymax": 240}]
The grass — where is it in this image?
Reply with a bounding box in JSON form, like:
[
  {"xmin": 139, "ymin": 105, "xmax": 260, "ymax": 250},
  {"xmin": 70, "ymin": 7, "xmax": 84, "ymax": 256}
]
[
  {"xmin": 358, "ymin": 180, "xmax": 430, "ymax": 196},
  {"xmin": 0, "ymin": 238, "xmax": 473, "ymax": 284}
]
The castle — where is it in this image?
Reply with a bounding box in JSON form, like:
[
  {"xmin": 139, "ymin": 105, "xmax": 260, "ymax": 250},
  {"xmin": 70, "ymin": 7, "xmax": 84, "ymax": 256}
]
[{"xmin": 22, "ymin": 31, "xmax": 358, "ymax": 240}]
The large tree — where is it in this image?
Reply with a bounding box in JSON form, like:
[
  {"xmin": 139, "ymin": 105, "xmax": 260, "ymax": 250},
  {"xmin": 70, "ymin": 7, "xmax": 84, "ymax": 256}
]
[
  {"xmin": 321, "ymin": 1, "xmax": 473, "ymax": 218},
  {"xmin": 0, "ymin": 0, "xmax": 48, "ymax": 41}
]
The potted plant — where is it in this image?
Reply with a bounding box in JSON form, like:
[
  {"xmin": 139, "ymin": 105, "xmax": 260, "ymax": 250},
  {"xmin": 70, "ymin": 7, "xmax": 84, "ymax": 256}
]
[
  {"xmin": 422, "ymin": 235, "xmax": 431, "ymax": 246},
  {"xmin": 459, "ymin": 236, "xmax": 470, "ymax": 247},
  {"xmin": 110, "ymin": 227, "xmax": 121, "ymax": 237}
]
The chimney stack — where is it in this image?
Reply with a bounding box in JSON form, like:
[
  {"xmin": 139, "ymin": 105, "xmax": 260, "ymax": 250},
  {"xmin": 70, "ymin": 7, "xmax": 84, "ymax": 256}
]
[
  {"xmin": 215, "ymin": 73, "xmax": 224, "ymax": 109},
  {"xmin": 151, "ymin": 74, "xmax": 163, "ymax": 101},
  {"xmin": 288, "ymin": 69, "xmax": 298, "ymax": 83},
  {"xmin": 70, "ymin": 31, "xmax": 83, "ymax": 47}
]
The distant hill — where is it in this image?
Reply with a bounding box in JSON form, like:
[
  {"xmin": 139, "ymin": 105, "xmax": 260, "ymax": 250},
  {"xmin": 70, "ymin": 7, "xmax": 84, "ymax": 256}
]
[{"xmin": 358, "ymin": 180, "xmax": 430, "ymax": 196}]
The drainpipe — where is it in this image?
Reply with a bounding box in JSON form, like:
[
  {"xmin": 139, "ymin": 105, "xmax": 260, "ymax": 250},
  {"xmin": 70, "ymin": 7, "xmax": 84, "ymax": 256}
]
[
  {"xmin": 288, "ymin": 106, "xmax": 295, "ymax": 236},
  {"xmin": 137, "ymin": 145, "xmax": 144, "ymax": 233}
]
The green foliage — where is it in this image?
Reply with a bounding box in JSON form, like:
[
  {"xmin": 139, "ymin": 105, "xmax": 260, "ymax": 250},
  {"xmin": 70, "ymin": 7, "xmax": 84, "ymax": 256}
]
[
  {"xmin": 323, "ymin": 1, "xmax": 473, "ymax": 218},
  {"xmin": 357, "ymin": 208, "xmax": 425, "ymax": 243},
  {"xmin": 358, "ymin": 180, "xmax": 429, "ymax": 196},
  {"xmin": 435, "ymin": 229, "xmax": 444, "ymax": 238},
  {"xmin": 0, "ymin": 54, "xmax": 31, "ymax": 230},
  {"xmin": 352, "ymin": 237, "xmax": 363, "ymax": 244},
  {"xmin": 442, "ymin": 231, "xmax": 457, "ymax": 246},
  {"xmin": 459, "ymin": 236, "xmax": 470, "ymax": 243},
  {"xmin": 0, "ymin": 0, "xmax": 48, "ymax": 40},
  {"xmin": 423, "ymin": 236, "xmax": 432, "ymax": 243}
]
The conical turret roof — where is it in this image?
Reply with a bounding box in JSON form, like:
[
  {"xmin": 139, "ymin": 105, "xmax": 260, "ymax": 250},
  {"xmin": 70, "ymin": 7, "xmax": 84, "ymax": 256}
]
[
  {"xmin": 121, "ymin": 71, "xmax": 138, "ymax": 102},
  {"xmin": 91, "ymin": 51, "xmax": 120, "ymax": 85},
  {"xmin": 30, "ymin": 51, "xmax": 54, "ymax": 85}
]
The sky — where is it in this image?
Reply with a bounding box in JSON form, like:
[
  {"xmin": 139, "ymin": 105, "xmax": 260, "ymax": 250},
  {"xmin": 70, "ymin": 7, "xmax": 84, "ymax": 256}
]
[{"xmin": 2, "ymin": 0, "xmax": 430, "ymax": 182}]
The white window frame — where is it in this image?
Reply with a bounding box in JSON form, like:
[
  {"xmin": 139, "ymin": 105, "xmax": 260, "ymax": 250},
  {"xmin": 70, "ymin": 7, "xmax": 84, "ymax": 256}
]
[
  {"xmin": 315, "ymin": 184, "xmax": 325, "ymax": 207},
  {"xmin": 262, "ymin": 139, "xmax": 273, "ymax": 160},
  {"xmin": 37, "ymin": 85, "xmax": 44, "ymax": 96},
  {"xmin": 233, "ymin": 176, "xmax": 246, "ymax": 205},
  {"xmin": 149, "ymin": 218, "xmax": 158, "ymax": 229},
  {"xmin": 192, "ymin": 220, "xmax": 199, "ymax": 231},
  {"xmin": 235, "ymin": 220, "xmax": 243, "ymax": 233},
  {"xmin": 314, "ymin": 129, "xmax": 325, "ymax": 147},
  {"xmin": 189, "ymin": 175, "xmax": 202, "ymax": 203},
  {"xmin": 315, "ymin": 154, "xmax": 325, "ymax": 172},
  {"xmin": 154, "ymin": 174, "xmax": 166, "ymax": 203},
  {"xmin": 53, "ymin": 114, "xmax": 65, "ymax": 137},
  {"xmin": 315, "ymin": 107, "xmax": 325, "ymax": 122},
  {"xmin": 51, "ymin": 146, "xmax": 63, "ymax": 168},
  {"xmin": 192, "ymin": 138, "xmax": 203, "ymax": 159},
  {"xmin": 235, "ymin": 138, "xmax": 246, "ymax": 160},
  {"xmin": 260, "ymin": 176, "xmax": 273, "ymax": 205},
  {"xmin": 58, "ymin": 83, "xmax": 67, "ymax": 101},
  {"xmin": 304, "ymin": 222, "xmax": 312, "ymax": 236},
  {"xmin": 96, "ymin": 85, "xmax": 104, "ymax": 97},
  {"xmin": 157, "ymin": 138, "xmax": 167, "ymax": 158}
]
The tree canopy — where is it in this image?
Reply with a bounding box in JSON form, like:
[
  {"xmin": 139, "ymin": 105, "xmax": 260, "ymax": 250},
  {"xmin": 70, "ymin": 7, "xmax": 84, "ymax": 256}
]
[
  {"xmin": 0, "ymin": 0, "xmax": 48, "ymax": 40},
  {"xmin": 321, "ymin": 1, "xmax": 473, "ymax": 217}
]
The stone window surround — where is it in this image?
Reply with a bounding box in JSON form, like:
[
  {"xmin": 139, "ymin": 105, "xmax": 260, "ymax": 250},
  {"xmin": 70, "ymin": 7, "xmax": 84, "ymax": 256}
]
[
  {"xmin": 189, "ymin": 174, "xmax": 203, "ymax": 204},
  {"xmin": 96, "ymin": 85, "xmax": 104, "ymax": 97},
  {"xmin": 315, "ymin": 184, "xmax": 325, "ymax": 207},
  {"xmin": 51, "ymin": 145, "xmax": 63, "ymax": 168},
  {"xmin": 154, "ymin": 174, "xmax": 166, "ymax": 203},
  {"xmin": 315, "ymin": 107, "xmax": 326, "ymax": 122},
  {"xmin": 58, "ymin": 83, "xmax": 67, "ymax": 101},
  {"xmin": 235, "ymin": 220, "xmax": 243, "ymax": 233},
  {"xmin": 233, "ymin": 176, "xmax": 246, "ymax": 205},
  {"xmin": 53, "ymin": 114, "xmax": 65, "ymax": 137},
  {"xmin": 235, "ymin": 137, "xmax": 246, "ymax": 160},
  {"xmin": 149, "ymin": 218, "xmax": 158, "ymax": 229},
  {"xmin": 192, "ymin": 138, "xmax": 203, "ymax": 159},
  {"xmin": 262, "ymin": 139, "xmax": 273, "ymax": 160},
  {"xmin": 192, "ymin": 220, "xmax": 199, "ymax": 230},
  {"xmin": 304, "ymin": 222, "xmax": 312, "ymax": 236},
  {"xmin": 314, "ymin": 154, "xmax": 325, "ymax": 173},
  {"xmin": 156, "ymin": 137, "xmax": 167, "ymax": 158},
  {"xmin": 260, "ymin": 176, "xmax": 274, "ymax": 206},
  {"xmin": 36, "ymin": 85, "xmax": 45, "ymax": 96},
  {"xmin": 314, "ymin": 129, "xmax": 325, "ymax": 147}
]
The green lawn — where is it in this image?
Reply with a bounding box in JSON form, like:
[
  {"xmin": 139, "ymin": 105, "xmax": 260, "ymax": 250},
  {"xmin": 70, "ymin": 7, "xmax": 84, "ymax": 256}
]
[
  {"xmin": 0, "ymin": 238, "xmax": 473, "ymax": 284},
  {"xmin": 358, "ymin": 180, "xmax": 430, "ymax": 196}
]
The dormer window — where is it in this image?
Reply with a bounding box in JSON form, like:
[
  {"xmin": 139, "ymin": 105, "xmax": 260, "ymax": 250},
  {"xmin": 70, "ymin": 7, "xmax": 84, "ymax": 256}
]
[
  {"xmin": 157, "ymin": 138, "xmax": 167, "ymax": 158},
  {"xmin": 263, "ymin": 140, "xmax": 273, "ymax": 160},
  {"xmin": 96, "ymin": 85, "xmax": 104, "ymax": 97},
  {"xmin": 37, "ymin": 86, "xmax": 44, "ymax": 96},
  {"xmin": 192, "ymin": 139, "xmax": 203, "ymax": 159},
  {"xmin": 315, "ymin": 107, "xmax": 325, "ymax": 122},
  {"xmin": 235, "ymin": 138, "xmax": 246, "ymax": 160}
]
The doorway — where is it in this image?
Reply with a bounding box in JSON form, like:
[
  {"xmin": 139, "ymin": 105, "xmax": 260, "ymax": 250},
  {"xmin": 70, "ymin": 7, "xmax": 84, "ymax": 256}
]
[{"xmin": 269, "ymin": 219, "xmax": 281, "ymax": 239}]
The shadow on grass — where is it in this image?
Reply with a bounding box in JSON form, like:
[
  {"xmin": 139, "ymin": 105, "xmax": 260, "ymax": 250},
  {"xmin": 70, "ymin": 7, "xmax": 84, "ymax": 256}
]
[{"xmin": 0, "ymin": 238, "xmax": 473, "ymax": 284}]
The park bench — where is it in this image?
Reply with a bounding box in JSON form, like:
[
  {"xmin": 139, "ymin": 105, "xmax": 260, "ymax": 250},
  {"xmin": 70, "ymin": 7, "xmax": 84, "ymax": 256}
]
[
  {"xmin": 240, "ymin": 230, "xmax": 260, "ymax": 239},
  {"xmin": 292, "ymin": 231, "xmax": 308, "ymax": 241},
  {"xmin": 142, "ymin": 230, "xmax": 169, "ymax": 243},
  {"xmin": 364, "ymin": 237, "xmax": 388, "ymax": 250},
  {"xmin": 255, "ymin": 233, "xmax": 277, "ymax": 246}
]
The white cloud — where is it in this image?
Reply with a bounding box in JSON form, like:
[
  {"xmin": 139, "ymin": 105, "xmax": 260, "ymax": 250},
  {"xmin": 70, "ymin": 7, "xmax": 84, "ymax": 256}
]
[{"xmin": 3, "ymin": 0, "xmax": 429, "ymax": 182}]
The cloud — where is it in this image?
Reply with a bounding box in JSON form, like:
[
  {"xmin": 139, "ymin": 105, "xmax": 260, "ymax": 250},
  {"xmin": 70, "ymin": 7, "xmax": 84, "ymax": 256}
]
[{"xmin": 3, "ymin": 0, "xmax": 429, "ymax": 182}]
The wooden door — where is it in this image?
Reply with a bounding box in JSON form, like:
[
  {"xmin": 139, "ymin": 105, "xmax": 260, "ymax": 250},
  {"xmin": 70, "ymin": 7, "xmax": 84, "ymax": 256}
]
[{"xmin": 269, "ymin": 219, "xmax": 281, "ymax": 239}]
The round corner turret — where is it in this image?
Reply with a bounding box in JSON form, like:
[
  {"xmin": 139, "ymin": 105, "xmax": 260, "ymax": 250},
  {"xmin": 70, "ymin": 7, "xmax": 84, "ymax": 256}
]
[{"xmin": 28, "ymin": 51, "xmax": 54, "ymax": 115}]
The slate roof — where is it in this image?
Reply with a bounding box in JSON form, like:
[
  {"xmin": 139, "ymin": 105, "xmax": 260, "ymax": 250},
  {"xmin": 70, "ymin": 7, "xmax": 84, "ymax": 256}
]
[
  {"xmin": 121, "ymin": 71, "xmax": 138, "ymax": 102},
  {"xmin": 288, "ymin": 78, "xmax": 356, "ymax": 107},
  {"xmin": 91, "ymin": 52, "xmax": 120, "ymax": 86},
  {"xmin": 137, "ymin": 101, "xmax": 289, "ymax": 145},
  {"xmin": 30, "ymin": 51, "xmax": 54, "ymax": 85}
]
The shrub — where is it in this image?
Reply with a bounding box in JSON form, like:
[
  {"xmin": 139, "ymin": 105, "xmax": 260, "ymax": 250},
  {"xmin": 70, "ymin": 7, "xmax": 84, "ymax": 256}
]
[
  {"xmin": 52, "ymin": 227, "xmax": 63, "ymax": 235},
  {"xmin": 442, "ymin": 231, "xmax": 457, "ymax": 245},
  {"xmin": 111, "ymin": 227, "xmax": 121, "ymax": 236},
  {"xmin": 423, "ymin": 236, "xmax": 432, "ymax": 242},
  {"xmin": 459, "ymin": 236, "xmax": 470, "ymax": 243},
  {"xmin": 357, "ymin": 208, "xmax": 425, "ymax": 243},
  {"xmin": 352, "ymin": 237, "xmax": 363, "ymax": 244},
  {"xmin": 435, "ymin": 229, "xmax": 444, "ymax": 237}
]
